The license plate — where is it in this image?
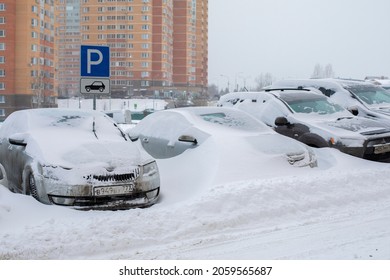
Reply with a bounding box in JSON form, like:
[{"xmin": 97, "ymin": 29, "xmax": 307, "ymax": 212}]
[
  {"xmin": 93, "ymin": 184, "xmax": 135, "ymax": 197},
  {"xmin": 374, "ymin": 143, "xmax": 390, "ymax": 154}
]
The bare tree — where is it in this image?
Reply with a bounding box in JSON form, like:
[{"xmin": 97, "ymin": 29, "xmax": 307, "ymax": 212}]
[
  {"xmin": 311, "ymin": 63, "xmax": 335, "ymax": 78},
  {"xmin": 311, "ymin": 63, "xmax": 324, "ymax": 78},
  {"xmin": 255, "ymin": 73, "xmax": 274, "ymax": 90},
  {"xmin": 324, "ymin": 64, "xmax": 335, "ymax": 78}
]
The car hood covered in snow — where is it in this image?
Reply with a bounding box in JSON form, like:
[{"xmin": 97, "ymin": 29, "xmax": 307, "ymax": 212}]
[{"xmin": 291, "ymin": 113, "xmax": 390, "ymax": 139}]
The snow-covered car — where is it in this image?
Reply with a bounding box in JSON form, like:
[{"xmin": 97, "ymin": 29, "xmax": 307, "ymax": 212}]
[
  {"xmin": 0, "ymin": 108, "xmax": 160, "ymax": 210},
  {"xmin": 129, "ymin": 106, "xmax": 317, "ymax": 168},
  {"xmin": 218, "ymin": 89, "xmax": 390, "ymax": 162},
  {"xmin": 365, "ymin": 77, "xmax": 390, "ymax": 91},
  {"xmin": 270, "ymin": 78, "xmax": 390, "ymax": 121}
]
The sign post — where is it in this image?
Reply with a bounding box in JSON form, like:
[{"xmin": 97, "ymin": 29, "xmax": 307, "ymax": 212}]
[{"xmin": 80, "ymin": 45, "xmax": 110, "ymax": 110}]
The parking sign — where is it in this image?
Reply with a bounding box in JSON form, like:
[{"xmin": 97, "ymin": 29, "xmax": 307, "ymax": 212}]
[{"xmin": 80, "ymin": 45, "xmax": 110, "ymax": 78}]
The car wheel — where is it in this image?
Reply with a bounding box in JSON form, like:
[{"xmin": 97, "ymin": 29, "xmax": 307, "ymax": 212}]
[
  {"xmin": 99, "ymin": 87, "xmax": 104, "ymax": 92},
  {"xmin": 28, "ymin": 173, "xmax": 39, "ymax": 200},
  {"xmin": 86, "ymin": 87, "xmax": 91, "ymax": 92}
]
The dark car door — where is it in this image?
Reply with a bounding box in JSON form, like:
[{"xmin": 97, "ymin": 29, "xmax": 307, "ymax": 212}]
[
  {"xmin": 274, "ymin": 118, "xmax": 311, "ymax": 140},
  {"xmin": 0, "ymin": 136, "xmax": 28, "ymax": 192}
]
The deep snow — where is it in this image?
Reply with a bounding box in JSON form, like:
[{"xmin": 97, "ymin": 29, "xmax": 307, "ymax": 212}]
[{"xmin": 0, "ymin": 143, "xmax": 389, "ymax": 260}]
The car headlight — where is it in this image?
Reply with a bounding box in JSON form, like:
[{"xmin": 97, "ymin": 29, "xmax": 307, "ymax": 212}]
[
  {"xmin": 336, "ymin": 137, "xmax": 364, "ymax": 147},
  {"xmin": 142, "ymin": 161, "xmax": 159, "ymax": 177}
]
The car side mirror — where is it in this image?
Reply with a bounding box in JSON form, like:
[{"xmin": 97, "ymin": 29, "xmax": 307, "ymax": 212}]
[
  {"xmin": 127, "ymin": 131, "xmax": 139, "ymax": 142},
  {"xmin": 348, "ymin": 106, "xmax": 359, "ymax": 116},
  {"xmin": 275, "ymin": 116, "xmax": 290, "ymax": 126},
  {"xmin": 8, "ymin": 136, "xmax": 27, "ymax": 147},
  {"xmin": 178, "ymin": 135, "xmax": 198, "ymax": 145}
]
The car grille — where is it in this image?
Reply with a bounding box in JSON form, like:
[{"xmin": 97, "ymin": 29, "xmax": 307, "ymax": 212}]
[
  {"xmin": 364, "ymin": 137, "xmax": 390, "ymax": 162},
  {"xmin": 83, "ymin": 167, "xmax": 140, "ymax": 182},
  {"xmin": 48, "ymin": 187, "xmax": 160, "ymax": 210}
]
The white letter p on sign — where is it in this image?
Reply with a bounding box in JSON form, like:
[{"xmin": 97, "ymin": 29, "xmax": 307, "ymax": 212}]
[{"xmin": 87, "ymin": 49, "xmax": 103, "ymax": 74}]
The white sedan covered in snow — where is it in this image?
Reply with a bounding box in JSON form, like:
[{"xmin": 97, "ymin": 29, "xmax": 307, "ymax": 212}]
[
  {"xmin": 129, "ymin": 106, "xmax": 317, "ymax": 172},
  {"xmin": 0, "ymin": 108, "xmax": 160, "ymax": 210}
]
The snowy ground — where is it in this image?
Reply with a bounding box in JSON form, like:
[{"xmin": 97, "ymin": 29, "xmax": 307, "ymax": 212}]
[{"xmin": 1, "ymin": 139, "xmax": 389, "ymax": 260}]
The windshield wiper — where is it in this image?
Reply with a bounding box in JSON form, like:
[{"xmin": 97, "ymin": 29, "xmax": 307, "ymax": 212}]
[{"xmin": 114, "ymin": 123, "xmax": 128, "ymax": 141}]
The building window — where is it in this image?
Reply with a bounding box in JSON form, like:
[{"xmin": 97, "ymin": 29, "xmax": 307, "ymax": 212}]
[
  {"xmin": 0, "ymin": 56, "xmax": 4, "ymax": 63},
  {"xmin": 0, "ymin": 43, "xmax": 4, "ymax": 50},
  {"xmin": 0, "ymin": 95, "xmax": 4, "ymax": 103},
  {"xmin": 0, "ymin": 69, "xmax": 4, "ymax": 76},
  {"xmin": 0, "ymin": 30, "xmax": 4, "ymax": 37},
  {"xmin": 0, "ymin": 4, "xmax": 5, "ymax": 11},
  {"xmin": 0, "ymin": 17, "xmax": 5, "ymax": 24},
  {"xmin": 0, "ymin": 109, "xmax": 5, "ymax": 117},
  {"xmin": 0, "ymin": 82, "xmax": 5, "ymax": 90}
]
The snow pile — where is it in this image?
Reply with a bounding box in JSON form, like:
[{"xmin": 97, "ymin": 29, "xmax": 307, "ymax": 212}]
[{"xmin": 1, "ymin": 146, "xmax": 390, "ymax": 259}]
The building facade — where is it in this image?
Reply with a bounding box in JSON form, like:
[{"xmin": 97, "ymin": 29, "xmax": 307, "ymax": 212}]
[
  {"xmin": 0, "ymin": 0, "xmax": 57, "ymax": 121},
  {"xmin": 56, "ymin": 0, "xmax": 208, "ymax": 99},
  {"xmin": 0, "ymin": 0, "xmax": 208, "ymax": 120}
]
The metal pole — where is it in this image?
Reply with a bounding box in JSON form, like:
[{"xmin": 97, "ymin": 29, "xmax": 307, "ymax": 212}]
[{"xmin": 93, "ymin": 94, "xmax": 96, "ymax": 110}]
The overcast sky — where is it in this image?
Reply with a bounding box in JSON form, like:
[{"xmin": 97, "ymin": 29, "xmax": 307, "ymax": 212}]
[{"xmin": 208, "ymin": 0, "xmax": 390, "ymax": 90}]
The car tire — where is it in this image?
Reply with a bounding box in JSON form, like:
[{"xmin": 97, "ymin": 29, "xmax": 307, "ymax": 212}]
[
  {"xmin": 28, "ymin": 173, "xmax": 39, "ymax": 200},
  {"xmin": 99, "ymin": 87, "xmax": 104, "ymax": 92},
  {"xmin": 86, "ymin": 87, "xmax": 91, "ymax": 92}
]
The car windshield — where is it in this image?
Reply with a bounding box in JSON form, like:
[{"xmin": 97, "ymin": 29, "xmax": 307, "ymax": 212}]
[
  {"xmin": 348, "ymin": 85, "xmax": 390, "ymax": 105},
  {"xmin": 284, "ymin": 96, "xmax": 345, "ymax": 115},
  {"xmin": 28, "ymin": 110, "xmax": 126, "ymax": 141}
]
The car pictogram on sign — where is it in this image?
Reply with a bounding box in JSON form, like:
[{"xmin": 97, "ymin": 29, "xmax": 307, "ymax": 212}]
[{"xmin": 85, "ymin": 81, "xmax": 106, "ymax": 92}]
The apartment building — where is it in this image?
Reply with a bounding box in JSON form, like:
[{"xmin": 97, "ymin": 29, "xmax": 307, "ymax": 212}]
[
  {"xmin": 0, "ymin": 0, "xmax": 208, "ymax": 120},
  {"xmin": 173, "ymin": 0, "xmax": 207, "ymax": 94},
  {"xmin": 56, "ymin": 0, "xmax": 208, "ymax": 99},
  {"xmin": 0, "ymin": 0, "xmax": 57, "ymax": 121},
  {"xmin": 55, "ymin": 0, "xmax": 81, "ymax": 98}
]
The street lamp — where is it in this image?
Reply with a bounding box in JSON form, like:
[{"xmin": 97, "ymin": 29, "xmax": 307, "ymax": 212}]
[{"xmin": 220, "ymin": 74, "xmax": 230, "ymax": 92}]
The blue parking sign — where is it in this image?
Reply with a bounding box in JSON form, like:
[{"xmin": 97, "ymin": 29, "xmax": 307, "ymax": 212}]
[{"xmin": 80, "ymin": 45, "xmax": 110, "ymax": 77}]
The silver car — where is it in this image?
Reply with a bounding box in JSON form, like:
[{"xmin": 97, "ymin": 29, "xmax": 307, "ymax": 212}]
[
  {"xmin": 129, "ymin": 106, "xmax": 317, "ymax": 168},
  {"xmin": 0, "ymin": 108, "xmax": 160, "ymax": 210}
]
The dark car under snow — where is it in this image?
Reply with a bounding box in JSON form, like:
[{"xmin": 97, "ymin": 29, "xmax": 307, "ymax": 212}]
[{"xmin": 218, "ymin": 88, "xmax": 390, "ymax": 162}]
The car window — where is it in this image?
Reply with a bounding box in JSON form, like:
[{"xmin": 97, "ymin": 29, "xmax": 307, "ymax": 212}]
[
  {"xmin": 198, "ymin": 110, "xmax": 269, "ymax": 132},
  {"xmin": 348, "ymin": 85, "xmax": 390, "ymax": 105},
  {"xmin": 0, "ymin": 111, "xmax": 29, "ymax": 136},
  {"xmin": 286, "ymin": 98, "xmax": 345, "ymax": 115}
]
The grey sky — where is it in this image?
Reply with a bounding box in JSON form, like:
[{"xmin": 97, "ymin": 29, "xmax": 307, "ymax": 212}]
[{"xmin": 208, "ymin": 0, "xmax": 390, "ymax": 90}]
